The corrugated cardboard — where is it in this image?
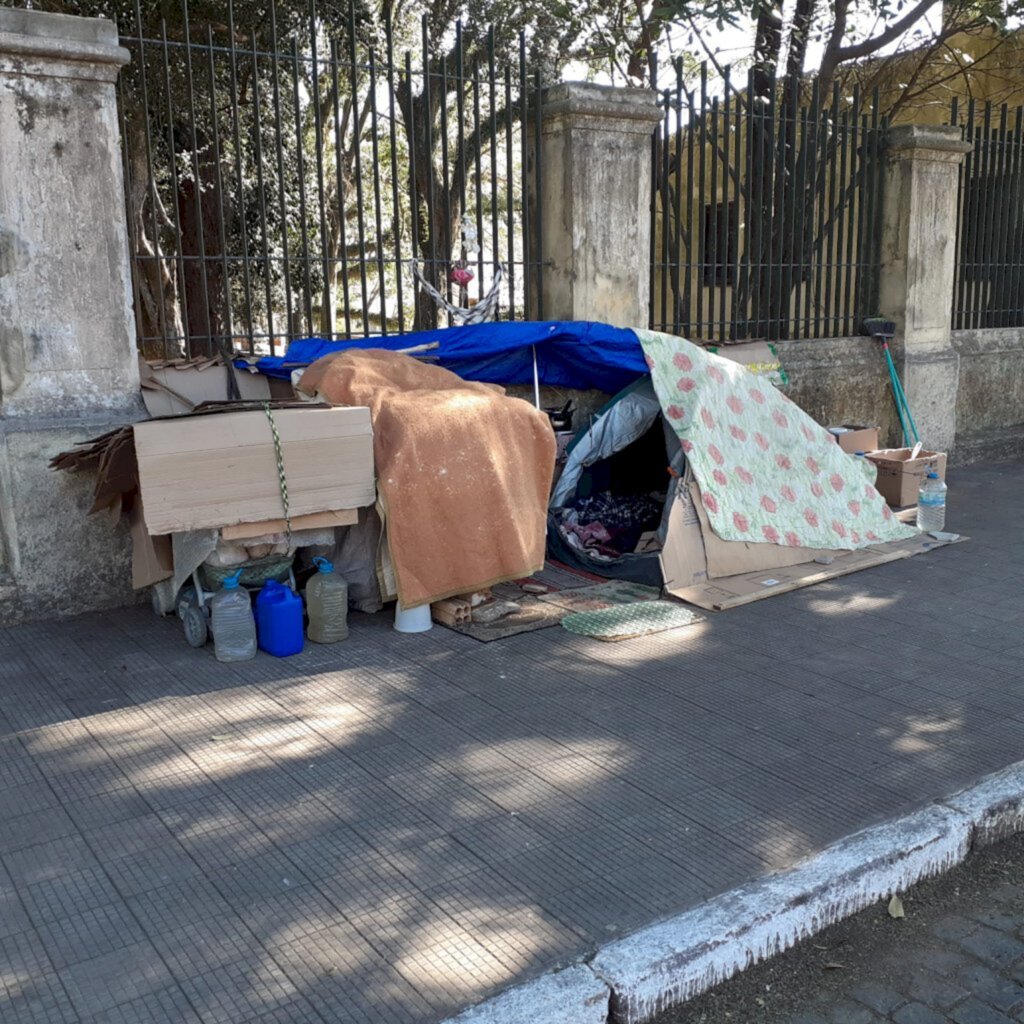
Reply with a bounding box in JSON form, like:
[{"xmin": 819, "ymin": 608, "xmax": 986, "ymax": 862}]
[
  {"xmin": 134, "ymin": 406, "xmax": 375, "ymax": 535},
  {"xmin": 830, "ymin": 425, "xmax": 880, "ymax": 454},
  {"xmin": 220, "ymin": 508, "xmax": 358, "ymax": 541},
  {"xmin": 666, "ymin": 532, "xmax": 961, "ymax": 610},
  {"xmin": 139, "ymin": 356, "xmax": 271, "ymax": 416},
  {"xmin": 658, "ymin": 476, "xmax": 830, "ymax": 592},
  {"xmin": 688, "ymin": 480, "xmax": 831, "ymax": 577},
  {"xmin": 866, "ymin": 448, "xmax": 947, "ymax": 507},
  {"xmin": 128, "ymin": 496, "xmax": 174, "ymax": 589}
]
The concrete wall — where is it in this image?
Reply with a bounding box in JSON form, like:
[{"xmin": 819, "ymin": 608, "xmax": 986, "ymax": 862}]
[
  {"xmin": 0, "ymin": 10, "xmax": 143, "ymax": 624},
  {"xmin": 952, "ymin": 328, "xmax": 1024, "ymax": 462}
]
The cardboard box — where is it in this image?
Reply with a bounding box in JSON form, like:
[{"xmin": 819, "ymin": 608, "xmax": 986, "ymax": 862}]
[
  {"xmin": 134, "ymin": 406, "xmax": 375, "ymax": 535},
  {"xmin": 128, "ymin": 496, "xmax": 174, "ymax": 590},
  {"xmin": 865, "ymin": 448, "xmax": 947, "ymax": 507},
  {"xmin": 829, "ymin": 425, "xmax": 880, "ymax": 454}
]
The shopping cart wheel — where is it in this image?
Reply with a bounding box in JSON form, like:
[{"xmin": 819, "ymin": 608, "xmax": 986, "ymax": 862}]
[{"xmin": 182, "ymin": 604, "xmax": 208, "ymax": 648}]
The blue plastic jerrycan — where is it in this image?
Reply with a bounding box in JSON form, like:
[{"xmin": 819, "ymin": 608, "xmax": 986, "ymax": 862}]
[{"xmin": 255, "ymin": 580, "xmax": 304, "ymax": 657}]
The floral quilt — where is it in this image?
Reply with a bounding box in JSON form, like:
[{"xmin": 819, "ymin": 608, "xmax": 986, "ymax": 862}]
[{"xmin": 636, "ymin": 329, "xmax": 915, "ymax": 551}]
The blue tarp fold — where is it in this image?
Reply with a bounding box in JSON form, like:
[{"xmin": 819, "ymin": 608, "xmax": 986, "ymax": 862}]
[{"xmin": 237, "ymin": 320, "xmax": 648, "ymax": 394}]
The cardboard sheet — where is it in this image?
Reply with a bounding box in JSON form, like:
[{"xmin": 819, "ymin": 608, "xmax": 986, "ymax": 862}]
[
  {"xmin": 133, "ymin": 406, "xmax": 375, "ymax": 535},
  {"xmin": 220, "ymin": 508, "xmax": 358, "ymax": 541},
  {"xmin": 666, "ymin": 532, "xmax": 961, "ymax": 610},
  {"xmin": 689, "ymin": 480, "xmax": 832, "ymax": 578}
]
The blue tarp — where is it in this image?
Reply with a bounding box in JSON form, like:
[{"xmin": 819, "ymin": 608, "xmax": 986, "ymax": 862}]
[{"xmin": 237, "ymin": 321, "xmax": 648, "ymax": 394}]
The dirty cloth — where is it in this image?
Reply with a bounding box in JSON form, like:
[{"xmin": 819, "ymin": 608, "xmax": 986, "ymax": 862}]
[
  {"xmin": 636, "ymin": 328, "xmax": 916, "ymax": 550},
  {"xmin": 299, "ymin": 349, "xmax": 555, "ymax": 609}
]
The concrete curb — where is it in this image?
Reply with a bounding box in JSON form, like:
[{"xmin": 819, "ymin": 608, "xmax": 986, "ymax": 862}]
[{"xmin": 441, "ymin": 760, "xmax": 1024, "ymax": 1024}]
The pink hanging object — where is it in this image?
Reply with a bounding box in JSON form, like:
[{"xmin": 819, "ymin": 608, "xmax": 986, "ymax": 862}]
[{"xmin": 450, "ymin": 267, "xmax": 474, "ymax": 287}]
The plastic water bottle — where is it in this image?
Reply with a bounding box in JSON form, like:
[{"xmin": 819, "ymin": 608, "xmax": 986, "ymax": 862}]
[
  {"xmin": 210, "ymin": 571, "xmax": 257, "ymax": 662},
  {"xmin": 306, "ymin": 557, "xmax": 349, "ymax": 643},
  {"xmin": 917, "ymin": 470, "xmax": 947, "ymax": 532},
  {"xmin": 255, "ymin": 580, "xmax": 304, "ymax": 657}
]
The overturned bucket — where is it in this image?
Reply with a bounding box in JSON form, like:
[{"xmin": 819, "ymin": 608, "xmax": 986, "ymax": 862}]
[{"xmin": 393, "ymin": 601, "xmax": 432, "ymax": 634}]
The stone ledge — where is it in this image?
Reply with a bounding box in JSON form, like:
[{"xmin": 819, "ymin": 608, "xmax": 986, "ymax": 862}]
[
  {"xmin": 538, "ymin": 82, "xmax": 663, "ymax": 128},
  {"xmin": 0, "ymin": 9, "xmax": 128, "ymax": 73}
]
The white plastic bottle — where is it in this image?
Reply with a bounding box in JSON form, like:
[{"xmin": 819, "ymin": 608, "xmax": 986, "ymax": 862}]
[
  {"xmin": 210, "ymin": 571, "xmax": 257, "ymax": 662},
  {"xmin": 917, "ymin": 470, "xmax": 947, "ymax": 533},
  {"xmin": 306, "ymin": 557, "xmax": 349, "ymax": 643}
]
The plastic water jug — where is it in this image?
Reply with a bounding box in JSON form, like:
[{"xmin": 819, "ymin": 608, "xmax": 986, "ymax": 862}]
[
  {"xmin": 306, "ymin": 557, "xmax": 349, "ymax": 643},
  {"xmin": 917, "ymin": 470, "xmax": 947, "ymax": 532},
  {"xmin": 210, "ymin": 571, "xmax": 257, "ymax": 662},
  {"xmin": 256, "ymin": 580, "xmax": 304, "ymax": 657}
]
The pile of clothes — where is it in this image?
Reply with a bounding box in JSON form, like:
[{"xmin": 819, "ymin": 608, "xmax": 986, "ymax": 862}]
[{"xmin": 557, "ymin": 491, "xmax": 664, "ymax": 561}]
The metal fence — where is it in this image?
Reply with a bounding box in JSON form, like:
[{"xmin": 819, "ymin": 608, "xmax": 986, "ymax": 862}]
[
  {"xmin": 950, "ymin": 99, "xmax": 1024, "ymax": 331},
  {"xmin": 116, "ymin": 0, "xmax": 543, "ymax": 359},
  {"xmin": 651, "ymin": 63, "xmax": 888, "ymax": 342}
]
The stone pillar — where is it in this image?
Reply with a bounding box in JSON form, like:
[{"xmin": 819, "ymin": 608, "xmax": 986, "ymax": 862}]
[
  {"xmin": 878, "ymin": 125, "xmax": 971, "ymax": 456},
  {"xmin": 0, "ymin": 10, "xmax": 142, "ymax": 622},
  {"xmin": 529, "ymin": 83, "xmax": 662, "ymax": 328}
]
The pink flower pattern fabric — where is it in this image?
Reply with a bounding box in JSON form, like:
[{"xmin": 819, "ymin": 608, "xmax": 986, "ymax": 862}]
[{"xmin": 637, "ymin": 329, "xmax": 915, "ymax": 550}]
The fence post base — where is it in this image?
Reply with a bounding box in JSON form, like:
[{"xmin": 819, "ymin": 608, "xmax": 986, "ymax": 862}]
[
  {"xmin": 878, "ymin": 125, "xmax": 971, "ymax": 455},
  {"xmin": 0, "ymin": 9, "xmax": 142, "ymax": 623},
  {"xmin": 528, "ymin": 83, "xmax": 662, "ymax": 328}
]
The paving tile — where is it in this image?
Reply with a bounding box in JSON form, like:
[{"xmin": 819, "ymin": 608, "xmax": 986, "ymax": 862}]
[
  {"xmin": 37, "ymin": 900, "xmax": 147, "ymax": 970},
  {"xmin": 80, "ymin": 984, "xmax": 202, "ymax": 1024},
  {"xmin": 4, "ymin": 835, "xmax": 102, "ymax": 887},
  {"xmin": 0, "ymin": 806, "xmax": 79, "ymax": 856},
  {"xmin": 104, "ymin": 843, "xmax": 203, "ymax": 898},
  {"xmin": 20, "ymin": 866, "xmax": 123, "ymax": 926},
  {"xmin": 0, "ymin": 970, "xmax": 78, "ymax": 1024},
  {"xmin": 180, "ymin": 955, "xmax": 306, "ymax": 1024},
  {"xmin": 58, "ymin": 941, "xmax": 174, "ymax": 1018}
]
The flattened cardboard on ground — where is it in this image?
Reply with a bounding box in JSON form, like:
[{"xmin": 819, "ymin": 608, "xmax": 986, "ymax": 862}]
[
  {"xmin": 220, "ymin": 508, "xmax": 359, "ymax": 541},
  {"xmin": 667, "ymin": 533, "xmax": 961, "ymax": 610},
  {"xmin": 867, "ymin": 448, "xmax": 947, "ymax": 507},
  {"xmin": 134, "ymin": 406, "xmax": 374, "ymax": 535},
  {"xmin": 140, "ymin": 355, "xmax": 271, "ymax": 416}
]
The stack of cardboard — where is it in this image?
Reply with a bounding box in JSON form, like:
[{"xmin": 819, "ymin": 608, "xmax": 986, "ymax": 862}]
[{"xmin": 53, "ymin": 402, "xmax": 376, "ymax": 592}]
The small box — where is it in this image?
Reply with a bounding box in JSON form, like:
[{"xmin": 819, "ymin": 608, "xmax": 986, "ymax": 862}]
[
  {"xmin": 828, "ymin": 424, "xmax": 880, "ymax": 454},
  {"xmin": 865, "ymin": 448, "xmax": 947, "ymax": 507}
]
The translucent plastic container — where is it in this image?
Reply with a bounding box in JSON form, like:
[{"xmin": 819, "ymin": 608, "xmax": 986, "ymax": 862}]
[
  {"xmin": 256, "ymin": 580, "xmax": 304, "ymax": 657},
  {"xmin": 917, "ymin": 470, "xmax": 947, "ymax": 532},
  {"xmin": 210, "ymin": 571, "xmax": 257, "ymax": 662},
  {"xmin": 306, "ymin": 557, "xmax": 349, "ymax": 643}
]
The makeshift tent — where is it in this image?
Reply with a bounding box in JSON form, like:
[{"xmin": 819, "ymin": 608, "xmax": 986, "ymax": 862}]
[{"xmin": 547, "ymin": 329, "xmax": 939, "ymax": 605}]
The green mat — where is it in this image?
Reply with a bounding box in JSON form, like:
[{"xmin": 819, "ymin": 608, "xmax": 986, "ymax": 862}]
[{"xmin": 561, "ymin": 600, "xmax": 702, "ymax": 641}]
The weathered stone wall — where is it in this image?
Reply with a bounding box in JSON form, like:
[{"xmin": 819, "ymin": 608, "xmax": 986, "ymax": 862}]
[{"xmin": 0, "ymin": 10, "xmax": 143, "ymax": 624}]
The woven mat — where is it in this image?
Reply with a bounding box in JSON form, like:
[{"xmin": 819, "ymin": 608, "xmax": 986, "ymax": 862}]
[{"xmin": 561, "ymin": 601, "xmax": 702, "ymax": 641}]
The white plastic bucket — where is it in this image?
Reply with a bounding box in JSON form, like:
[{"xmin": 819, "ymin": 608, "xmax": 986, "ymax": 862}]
[{"xmin": 393, "ymin": 601, "xmax": 432, "ymax": 634}]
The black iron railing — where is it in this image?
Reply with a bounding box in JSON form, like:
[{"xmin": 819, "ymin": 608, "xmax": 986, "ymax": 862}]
[
  {"xmin": 651, "ymin": 62, "xmax": 888, "ymax": 342},
  {"xmin": 951, "ymin": 98, "xmax": 1024, "ymax": 331},
  {"xmin": 116, "ymin": 0, "xmax": 544, "ymax": 359}
]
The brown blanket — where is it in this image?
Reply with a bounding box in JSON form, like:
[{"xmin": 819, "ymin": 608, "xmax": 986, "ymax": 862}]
[{"xmin": 299, "ymin": 349, "xmax": 555, "ymax": 608}]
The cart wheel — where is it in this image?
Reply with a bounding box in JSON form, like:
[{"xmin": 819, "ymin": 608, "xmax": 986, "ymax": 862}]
[
  {"xmin": 176, "ymin": 585, "xmax": 198, "ymax": 621},
  {"xmin": 182, "ymin": 604, "xmax": 209, "ymax": 648}
]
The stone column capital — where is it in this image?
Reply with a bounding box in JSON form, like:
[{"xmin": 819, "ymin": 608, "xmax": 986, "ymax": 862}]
[
  {"xmin": 538, "ymin": 82, "xmax": 663, "ymax": 135},
  {"xmin": 886, "ymin": 124, "xmax": 972, "ymax": 163},
  {"xmin": 0, "ymin": 9, "xmax": 129, "ymax": 83}
]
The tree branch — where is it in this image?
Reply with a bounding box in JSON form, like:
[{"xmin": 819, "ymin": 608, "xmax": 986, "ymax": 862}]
[{"xmin": 834, "ymin": 0, "xmax": 941, "ymax": 64}]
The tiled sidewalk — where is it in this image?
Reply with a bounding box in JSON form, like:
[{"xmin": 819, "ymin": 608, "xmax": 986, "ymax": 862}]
[{"xmin": 1, "ymin": 461, "xmax": 1021, "ymax": 1023}]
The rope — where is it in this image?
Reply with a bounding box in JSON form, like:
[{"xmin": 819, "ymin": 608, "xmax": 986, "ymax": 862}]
[
  {"xmin": 262, "ymin": 402, "xmax": 292, "ymax": 544},
  {"xmin": 410, "ymin": 260, "xmax": 504, "ymax": 325}
]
